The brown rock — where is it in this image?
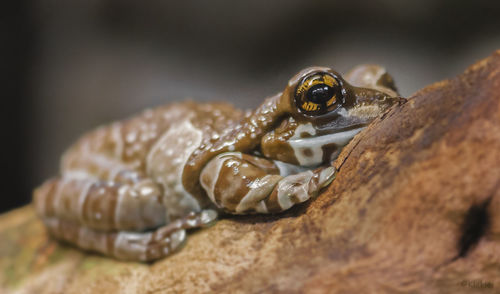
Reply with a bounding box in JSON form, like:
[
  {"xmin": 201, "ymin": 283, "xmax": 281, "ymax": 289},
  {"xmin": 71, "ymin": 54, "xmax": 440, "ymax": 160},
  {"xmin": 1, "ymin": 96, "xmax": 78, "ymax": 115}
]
[{"xmin": 1, "ymin": 51, "xmax": 500, "ymax": 294}]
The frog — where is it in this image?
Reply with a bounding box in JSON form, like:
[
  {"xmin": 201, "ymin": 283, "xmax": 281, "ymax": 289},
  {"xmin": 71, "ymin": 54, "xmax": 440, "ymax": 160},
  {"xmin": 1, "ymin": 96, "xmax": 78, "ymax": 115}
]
[{"xmin": 33, "ymin": 64, "xmax": 402, "ymax": 262}]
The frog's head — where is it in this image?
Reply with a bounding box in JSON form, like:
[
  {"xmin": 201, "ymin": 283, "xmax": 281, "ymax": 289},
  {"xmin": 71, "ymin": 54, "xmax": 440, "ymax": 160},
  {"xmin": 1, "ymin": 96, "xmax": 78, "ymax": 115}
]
[{"xmin": 261, "ymin": 66, "xmax": 403, "ymax": 166}]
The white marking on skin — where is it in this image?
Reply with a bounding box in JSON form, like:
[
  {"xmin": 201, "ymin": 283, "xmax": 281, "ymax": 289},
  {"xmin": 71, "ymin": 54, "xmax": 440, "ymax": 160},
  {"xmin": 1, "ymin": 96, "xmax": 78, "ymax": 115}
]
[
  {"xmin": 126, "ymin": 132, "xmax": 137, "ymax": 143},
  {"xmin": 290, "ymin": 127, "xmax": 364, "ymax": 148},
  {"xmin": 235, "ymin": 175, "xmax": 279, "ymax": 213},
  {"xmin": 319, "ymin": 167, "xmax": 336, "ymax": 187},
  {"xmin": 170, "ymin": 229, "xmax": 186, "ymax": 250},
  {"xmin": 114, "ymin": 185, "xmax": 127, "ymax": 229},
  {"xmin": 273, "ymin": 160, "xmax": 311, "ymax": 177},
  {"xmin": 255, "ymin": 201, "xmax": 268, "ymax": 213},
  {"xmin": 72, "ymin": 153, "xmax": 131, "ymax": 181},
  {"xmin": 77, "ymin": 179, "xmax": 95, "ymax": 223},
  {"xmin": 289, "ymin": 127, "xmax": 365, "ymax": 166},
  {"xmin": 200, "ymin": 209, "xmax": 218, "ymax": 226},
  {"xmin": 288, "ymin": 123, "xmax": 322, "ymax": 166},
  {"xmin": 200, "ymin": 152, "xmax": 242, "ymax": 204},
  {"xmin": 140, "ymin": 186, "xmax": 154, "ymax": 196},
  {"xmin": 186, "ymin": 219, "xmax": 198, "ymax": 227},
  {"xmin": 111, "ymin": 123, "xmax": 123, "ymax": 158},
  {"xmin": 295, "ymin": 147, "xmax": 323, "ymax": 166},
  {"xmin": 146, "ymin": 119, "xmax": 203, "ymax": 219},
  {"xmin": 337, "ymin": 107, "xmax": 349, "ymax": 117},
  {"xmin": 290, "ymin": 123, "xmax": 317, "ymax": 139},
  {"xmin": 277, "ymin": 186, "xmax": 293, "ymax": 210},
  {"xmin": 136, "ymin": 182, "xmax": 166, "ymax": 228},
  {"xmin": 277, "ymin": 171, "xmax": 314, "ymax": 210}
]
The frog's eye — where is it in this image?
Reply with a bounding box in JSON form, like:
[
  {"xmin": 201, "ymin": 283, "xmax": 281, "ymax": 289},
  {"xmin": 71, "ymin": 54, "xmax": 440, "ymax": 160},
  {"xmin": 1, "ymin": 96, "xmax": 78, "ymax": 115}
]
[{"xmin": 295, "ymin": 73, "xmax": 342, "ymax": 115}]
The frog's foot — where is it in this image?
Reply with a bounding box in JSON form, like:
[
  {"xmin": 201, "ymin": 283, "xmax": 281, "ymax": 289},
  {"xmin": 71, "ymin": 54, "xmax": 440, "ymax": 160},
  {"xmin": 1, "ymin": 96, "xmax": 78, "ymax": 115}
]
[
  {"xmin": 267, "ymin": 166, "xmax": 336, "ymax": 212},
  {"xmin": 43, "ymin": 209, "xmax": 218, "ymax": 262},
  {"xmin": 318, "ymin": 166, "xmax": 336, "ymax": 188},
  {"xmin": 198, "ymin": 209, "xmax": 218, "ymax": 227},
  {"xmin": 168, "ymin": 209, "xmax": 218, "ymax": 230}
]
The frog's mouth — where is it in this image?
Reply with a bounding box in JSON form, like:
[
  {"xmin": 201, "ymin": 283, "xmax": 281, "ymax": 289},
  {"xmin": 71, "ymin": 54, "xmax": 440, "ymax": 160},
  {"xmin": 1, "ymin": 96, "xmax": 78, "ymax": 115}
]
[{"xmin": 287, "ymin": 126, "xmax": 365, "ymax": 166}]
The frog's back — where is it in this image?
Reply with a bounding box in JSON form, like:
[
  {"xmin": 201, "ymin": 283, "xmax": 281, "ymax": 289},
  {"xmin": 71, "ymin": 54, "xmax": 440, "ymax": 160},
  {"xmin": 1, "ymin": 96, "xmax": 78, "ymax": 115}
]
[
  {"xmin": 62, "ymin": 101, "xmax": 242, "ymax": 172},
  {"xmin": 59, "ymin": 101, "xmax": 243, "ymax": 218}
]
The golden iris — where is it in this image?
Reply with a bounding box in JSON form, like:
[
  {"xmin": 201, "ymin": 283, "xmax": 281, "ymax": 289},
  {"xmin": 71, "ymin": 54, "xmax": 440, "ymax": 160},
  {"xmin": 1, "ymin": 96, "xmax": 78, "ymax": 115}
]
[{"xmin": 295, "ymin": 73, "xmax": 340, "ymax": 115}]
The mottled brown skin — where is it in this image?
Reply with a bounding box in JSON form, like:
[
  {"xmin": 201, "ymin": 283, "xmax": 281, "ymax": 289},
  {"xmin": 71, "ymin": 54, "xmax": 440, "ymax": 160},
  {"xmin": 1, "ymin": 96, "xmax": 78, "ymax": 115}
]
[
  {"xmin": 261, "ymin": 118, "xmax": 300, "ymax": 164},
  {"xmin": 62, "ymin": 101, "xmax": 244, "ymax": 210},
  {"xmin": 33, "ymin": 64, "xmax": 402, "ymax": 261}
]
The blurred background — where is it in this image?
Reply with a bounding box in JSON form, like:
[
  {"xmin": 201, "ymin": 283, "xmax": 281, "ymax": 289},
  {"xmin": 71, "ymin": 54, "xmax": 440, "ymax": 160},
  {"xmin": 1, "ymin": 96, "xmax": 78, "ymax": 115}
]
[{"xmin": 2, "ymin": 0, "xmax": 500, "ymax": 213}]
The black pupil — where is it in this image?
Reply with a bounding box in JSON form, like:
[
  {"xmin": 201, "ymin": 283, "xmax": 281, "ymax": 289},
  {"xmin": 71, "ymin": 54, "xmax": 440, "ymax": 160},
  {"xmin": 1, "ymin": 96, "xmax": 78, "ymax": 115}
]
[{"xmin": 306, "ymin": 84, "xmax": 334, "ymax": 104}]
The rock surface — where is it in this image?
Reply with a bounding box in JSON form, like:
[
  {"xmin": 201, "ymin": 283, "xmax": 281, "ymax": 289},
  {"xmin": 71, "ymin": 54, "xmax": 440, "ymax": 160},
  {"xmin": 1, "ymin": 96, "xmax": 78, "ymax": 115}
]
[{"xmin": 1, "ymin": 51, "xmax": 500, "ymax": 294}]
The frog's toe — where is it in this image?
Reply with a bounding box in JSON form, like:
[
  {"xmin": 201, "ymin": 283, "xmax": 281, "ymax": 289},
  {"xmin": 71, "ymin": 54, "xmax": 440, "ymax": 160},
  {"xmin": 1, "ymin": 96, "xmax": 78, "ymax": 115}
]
[
  {"xmin": 318, "ymin": 167, "xmax": 336, "ymax": 188},
  {"xmin": 200, "ymin": 209, "xmax": 218, "ymax": 227},
  {"xmin": 169, "ymin": 229, "xmax": 187, "ymax": 250}
]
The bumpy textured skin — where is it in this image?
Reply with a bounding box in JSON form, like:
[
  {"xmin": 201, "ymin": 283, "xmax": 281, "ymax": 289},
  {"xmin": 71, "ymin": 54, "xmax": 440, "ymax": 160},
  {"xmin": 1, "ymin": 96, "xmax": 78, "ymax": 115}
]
[
  {"xmin": 33, "ymin": 64, "xmax": 401, "ymax": 261},
  {"xmin": 35, "ymin": 102, "xmax": 244, "ymax": 261}
]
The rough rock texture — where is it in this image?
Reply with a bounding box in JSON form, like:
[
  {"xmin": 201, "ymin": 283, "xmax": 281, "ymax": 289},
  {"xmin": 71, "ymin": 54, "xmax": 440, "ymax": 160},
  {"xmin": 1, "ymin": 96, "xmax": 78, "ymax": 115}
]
[{"xmin": 1, "ymin": 51, "xmax": 500, "ymax": 294}]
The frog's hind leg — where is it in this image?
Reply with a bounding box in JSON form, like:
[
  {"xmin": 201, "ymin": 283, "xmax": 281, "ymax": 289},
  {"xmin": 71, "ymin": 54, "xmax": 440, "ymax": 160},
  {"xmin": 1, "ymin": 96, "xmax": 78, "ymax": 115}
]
[
  {"xmin": 42, "ymin": 210, "xmax": 217, "ymax": 261},
  {"xmin": 33, "ymin": 173, "xmax": 167, "ymax": 232}
]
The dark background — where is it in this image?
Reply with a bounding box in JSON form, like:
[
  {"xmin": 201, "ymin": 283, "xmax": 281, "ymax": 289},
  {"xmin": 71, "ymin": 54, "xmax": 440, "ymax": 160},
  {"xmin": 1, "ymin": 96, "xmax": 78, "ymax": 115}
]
[{"xmin": 2, "ymin": 0, "xmax": 500, "ymax": 213}]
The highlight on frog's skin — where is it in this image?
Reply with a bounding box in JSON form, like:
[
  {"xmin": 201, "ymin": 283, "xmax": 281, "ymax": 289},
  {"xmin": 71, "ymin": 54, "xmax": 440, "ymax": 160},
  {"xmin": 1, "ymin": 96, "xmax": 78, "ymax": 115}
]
[{"xmin": 33, "ymin": 64, "xmax": 403, "ymax": 261}]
